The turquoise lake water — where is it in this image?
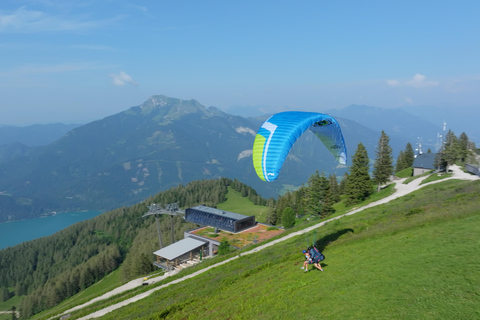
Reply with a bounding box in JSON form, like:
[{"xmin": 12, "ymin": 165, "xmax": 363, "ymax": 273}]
[{"xmin": 0, "ymin": 210, "xmax": 102, "ymax": 250}]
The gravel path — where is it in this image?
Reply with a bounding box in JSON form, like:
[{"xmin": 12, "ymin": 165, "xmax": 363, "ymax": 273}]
[{"xmin": 59, "ymin": 165, "xmax": 478, "ymax": 320}]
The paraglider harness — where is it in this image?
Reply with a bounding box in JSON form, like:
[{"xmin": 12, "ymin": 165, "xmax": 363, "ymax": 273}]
[{"xmin": 307, "ymin": 246, "xmax": 325, "ymax": 264}]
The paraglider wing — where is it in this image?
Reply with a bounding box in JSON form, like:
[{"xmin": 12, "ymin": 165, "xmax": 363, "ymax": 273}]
[{"xmin": 252, "ymin": 111, "xmax": 347, "ymax": 182}]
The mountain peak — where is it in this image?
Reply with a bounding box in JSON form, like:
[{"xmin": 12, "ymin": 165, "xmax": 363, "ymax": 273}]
[{"xmin": 139, "ymin": 95, "xmax": 197, "ymax": 111}]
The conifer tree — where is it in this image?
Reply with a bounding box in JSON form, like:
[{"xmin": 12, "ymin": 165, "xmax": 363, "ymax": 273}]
[
  {"xmin": 137, "ymin": 253, "xmax": 155, "ymax": 275},
  {"xmin": 0, "ymin": 286, "xmax": 10, "ymax": 301},
  {"xmin": 304, "ymin": 171, "xmax": 334, "ymax": 217},
  {"xmin": 395, "ymin": 150, "xmax": 405, "ymax": 173},
  {"xmin": 265, "ymin": 198, "xmax": 278, "ymax": 225},
  {"xmin": 338, "ymin": 172, "xmax": 349, "ymax": 194},
  {"xmin": 275, "ymin": 191, "xmax": 292, "ymax": 221},
  {"xmin": 442, "ymin": 130, "xmax": 460, "ymax": 171},
  {"xmin": 404, "ymin": 142, "xmax": 415, "ymax": 167},
  {"xmin": 329, "ymin": 174, "xmax": 341, "ymax": 203},
  {"xmin": 373, "ymin": 131, "xmax": 394, "ymax": 191},
  {"xmin": 318, "ymin": 173, "xmax": 335, "ymax": 217},
  {"xmin": 303, "ymin": 171, "xmax": 322, "ymax": 215},
  {"xmin": 396, "ymin": 143, "xmax": 415, "ymax": 173},
  {"xmin": 281, "ymin": 207, "xmax": 296, "ymax": 228},
  {"xmin": 294, "ymin": 186, "xmax": 307, "ymax": 216},
  {"xmin": 458, "ymin": 132, "xmax": 469, "ymax": 162},
  {"xmin": 345, "ymin": 143, "xmax": 372, "ymax": 206}
]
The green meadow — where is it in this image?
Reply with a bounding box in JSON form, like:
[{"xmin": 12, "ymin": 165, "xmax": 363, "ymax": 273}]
[
  {"xmin": 50, "ymin": 178, "xmax": 480, "ymax": 320},
  {"xmin": 217, "ymin": 187, "xmax": 270, "ymax": 223}
]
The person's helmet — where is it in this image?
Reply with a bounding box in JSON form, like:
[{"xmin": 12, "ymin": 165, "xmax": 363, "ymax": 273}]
[{"xmin": 302, "ymin": 250, "xmax": 307, "ymax": 253}]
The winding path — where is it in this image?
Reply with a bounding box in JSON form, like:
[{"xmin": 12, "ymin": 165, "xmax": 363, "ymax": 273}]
[{"xmin": 58, "ymin": 165, "xmax": 478, "ymax": 320}]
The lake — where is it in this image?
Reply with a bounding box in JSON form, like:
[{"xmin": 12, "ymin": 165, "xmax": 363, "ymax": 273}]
[{"xmin": 0, "ymin": 210, "xmax": 102, "ymax": 250}]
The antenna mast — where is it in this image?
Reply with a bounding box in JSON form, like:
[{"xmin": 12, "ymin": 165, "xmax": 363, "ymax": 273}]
[{"xmin": 436, "ymin": 121, "xmax": 447, "ymax": 152}]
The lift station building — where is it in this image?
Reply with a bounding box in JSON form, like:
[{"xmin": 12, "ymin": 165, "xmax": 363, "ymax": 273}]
[
  {"xmin": 153, "ymin": 205, "xmax": 256, "ymax": 271},
  {"xmin": 184, "ymin": 205, "xmax": 256, "ymax": 233}
]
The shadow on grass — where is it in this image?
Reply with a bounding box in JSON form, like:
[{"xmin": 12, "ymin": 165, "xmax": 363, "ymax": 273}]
[{"xmin": 314, "ymin": 228, "xmax": 354, "ymax": 252}]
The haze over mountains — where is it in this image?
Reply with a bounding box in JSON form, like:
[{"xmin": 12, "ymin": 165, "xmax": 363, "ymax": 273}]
[{"xmin": 0, "ymin": 94, "xmax": 471, "ymax": 223}]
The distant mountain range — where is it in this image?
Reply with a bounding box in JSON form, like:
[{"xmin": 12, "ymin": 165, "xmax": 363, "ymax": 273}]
[
  {"xmin": 0, "ymin": 123, "xmax": 82, "ymax": 164},
  {"xmin": 0, "ymin": 123, "xmax": 81, "ymax": 146},
  {"xmin": 325, "ymin": 105, "xmax": 443, "ymax": 153},
  {"xmin": 1, "ymin": 95, "xmax": 451, "ymax": 222},
  {"xmin": 228, "ymin": 103, "xmax": 480, "ymax": 152}
]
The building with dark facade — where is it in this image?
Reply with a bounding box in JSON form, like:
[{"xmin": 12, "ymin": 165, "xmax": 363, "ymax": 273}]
[
  {"xmin": 152, "ymin": 206, "xmax": 258, "ymax": 270},
  {"xmin": 185, "ymin": 205, "xmax": 256, "ymax": 233}
]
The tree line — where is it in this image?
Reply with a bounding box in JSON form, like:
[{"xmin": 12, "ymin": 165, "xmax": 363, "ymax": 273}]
[{"xmin": 269, "ymin": 129, "xmax": 476, "ymax": 228}]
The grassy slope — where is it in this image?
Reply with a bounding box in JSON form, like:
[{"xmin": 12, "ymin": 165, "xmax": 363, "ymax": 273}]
[
  {"xmin": 64, "ymin": 179, "xmax": 480, "ymax": 320},
  {"xmin": 216, "ymin": 187, "xmax": 269, "ymax": 223}
]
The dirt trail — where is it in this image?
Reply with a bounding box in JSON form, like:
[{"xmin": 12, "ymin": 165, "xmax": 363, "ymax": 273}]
[
  {"xmin": 57, "ymin": 165, "xmax": 478, "ymax": 320},
  {"xmin": 0, "ymin": 311, "xmax": 19, "ymax": 317}
]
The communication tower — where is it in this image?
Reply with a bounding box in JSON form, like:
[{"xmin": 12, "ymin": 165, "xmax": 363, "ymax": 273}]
[
  {"xmin": 436, "ymin": 121, "xmax": 447, "ymax": 152},
  {"xmin": 415, "ymin": 137, "xmax": 423, "ymax": 157}
]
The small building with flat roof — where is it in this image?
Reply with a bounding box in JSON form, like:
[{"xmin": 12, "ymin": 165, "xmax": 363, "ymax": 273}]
[
  {"xmin": 185, "ymin": 205, "xmax": 256, "ymax": 233},
  {"xmin": 153, "ymin": 237, "xmax": 207, "ymax": 271}
]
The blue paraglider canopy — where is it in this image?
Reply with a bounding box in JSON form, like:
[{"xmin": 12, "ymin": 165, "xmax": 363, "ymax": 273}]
[{"xmin": 252, "ymin": 111, "xmax": 347, "ymax": 182}]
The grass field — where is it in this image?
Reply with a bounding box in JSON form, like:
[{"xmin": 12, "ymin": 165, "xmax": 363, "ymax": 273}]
[
  {"xmin": 217, "ymin": 187, "xmax": 270, "ymax": 223},
  {"xmin": 56, "ymin": 179, "xmax": 480, "ymax": 320}
]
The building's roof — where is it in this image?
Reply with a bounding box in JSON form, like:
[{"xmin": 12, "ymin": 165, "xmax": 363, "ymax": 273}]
[
  {"xmin": 412, "ymin": 153, "xmax": 437, "ymax": 169},
  {"xmin": 187, "ymin": 205, "xmax": 252, "ymax": 221},
  {"xmin": 153, "ymin": 237, "xmax": 207, "ymax": 260}
]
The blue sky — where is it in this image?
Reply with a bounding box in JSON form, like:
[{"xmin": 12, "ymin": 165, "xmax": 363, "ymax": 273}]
[{"xmin": 1, "ymin": 0, "xmax": 479, "ymax": 125}]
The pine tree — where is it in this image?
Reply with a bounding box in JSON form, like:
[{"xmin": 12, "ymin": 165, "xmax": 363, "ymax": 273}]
[
  {"xmin": 0, "ymin": 286, "xmax": 11, "ymax": 301},
  {"xmin": 443, "ymin": 130, "xmax": 460, "ymax": 171},
  {"xmin": 318, "ymin": 173, "xmax": 335, "ymax": 217},
  {"xmin": 395, "ymin": 150, "xmax": 405, "ymax": 173},
  {"xmin": 275, "ymin": 191, "xmax": 292, "ymax": 222},
  {"xmin": 136, "ymin": 253, "xmax": 154, "ymax": 275},
  {"xmin": 265, "ymin": 198, "xmax": 278, "ymax": 225},
  {"xmin": 373, "ymin": 131, "xmax": 394, "ymax": 191},
  {"xmin": 458, "ymin": 132, "xmax": 469, "ymax": 162},
  {"xmin": 281, "ymin": 207, "xmax": 296, "ymax": 228},
  {"xmin": 303, "ymin": 171, "xmax": 334, "ymax": 217},
  {"xmin": 404, "ymin": 142, "xmax": 415, "ymax": 167},
  {"xmin": 345, "ymin": 143, "xmax": 372, "ymax": 206},
  {"xmin": 395, "ymin": 143, "xmax": 415, "ymax": 173},
  {"xmin": 329, "ymin": 174, "xmax": 341, "ymax": 203},
  {"xmin": 304, "ymin": 171, "xmax": 322, "ymax": 215},
  {"xmin": 294, "ymin": 186, "xmax": 307, "ymax": 216},
  {"xmin": 338, "ymin": 172, "xmax": 349, "ymax": 194}
]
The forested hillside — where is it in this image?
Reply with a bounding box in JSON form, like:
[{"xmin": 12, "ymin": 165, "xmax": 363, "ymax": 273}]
[{"xmin": 0, "ymin": 178, "xmax": 265, "ymax": 318}]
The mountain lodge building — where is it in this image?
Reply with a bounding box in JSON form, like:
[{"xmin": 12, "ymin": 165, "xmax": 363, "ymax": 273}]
[{"xmin": 152, "ymin": 205, "xmax": 258, "ymax": 271}]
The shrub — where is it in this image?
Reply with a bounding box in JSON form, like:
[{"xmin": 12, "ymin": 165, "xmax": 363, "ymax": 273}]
[{"xmin": 218, "ymin": 240, "xmax": 232, "ymax": 255}]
